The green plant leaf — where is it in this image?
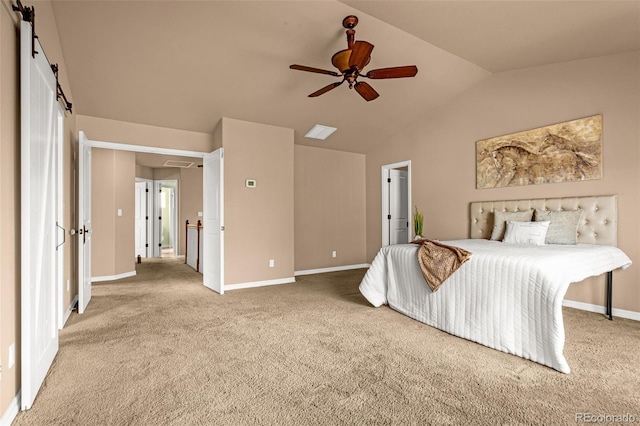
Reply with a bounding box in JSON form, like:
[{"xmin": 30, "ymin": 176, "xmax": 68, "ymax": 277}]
[{"xmin": 414, "ymin": 206, "xmax": 423, "ymax": 236}]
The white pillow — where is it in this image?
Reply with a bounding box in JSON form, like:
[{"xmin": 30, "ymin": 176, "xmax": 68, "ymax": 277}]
[{"xmin": 503, "ymin": 221, "xmax": 550, "ymax": 246}]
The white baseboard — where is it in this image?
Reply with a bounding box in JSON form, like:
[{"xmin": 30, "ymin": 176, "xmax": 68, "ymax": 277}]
[
  {"xmin": 224, "ymin": 277, "xmax": 296, "ymax": 291},
  {"xmin": 0, "ymin": 391, "xmax": 20, "ymax": 426},
  {"xmin": 563, "ymin": 299, "xmax": 640, "ymax": 321},
  {"xmin": 294, "ymin": 264, "xmax": 370, "ymax": 276},
  {"xmin": 91, "ymin": 270, "xmax": 136, "ymax": 283},
  {"xmin": 62, "ymin": 295, "xmax": 79, "ymax": 327}
]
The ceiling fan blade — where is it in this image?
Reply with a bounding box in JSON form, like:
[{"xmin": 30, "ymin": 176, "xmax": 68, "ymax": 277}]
[
  {"xmin": 308, "ymin": 81, "xmax": 344, "ymax": 97},
  {"xmin": 290, "ymin": 64, "xmax": 340, "ymax": 77},
  {"xmin": 349, "ymin": 41, "xmax": 374, "ymax": 70},
  {"xmin": 365, "ymin": 65, "xmax": 418, "ymax": 79},
  {"xmin": 354, "ymin": 81, "xmax": 379, "ymax": 101}
]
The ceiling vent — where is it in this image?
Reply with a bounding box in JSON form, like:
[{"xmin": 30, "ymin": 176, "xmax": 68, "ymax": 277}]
[
  {"xmin": 305, "ymin": 124, "xmax": 337, "ymax": 140},
  {"xmin": 163, "ymin": 159, "xmax": 195, "ymax": 168}
]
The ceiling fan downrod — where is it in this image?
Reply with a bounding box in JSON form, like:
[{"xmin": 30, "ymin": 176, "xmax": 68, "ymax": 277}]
[{"xmin": 342, "ymin": 15, "xmax": 358, "ymax": 49}]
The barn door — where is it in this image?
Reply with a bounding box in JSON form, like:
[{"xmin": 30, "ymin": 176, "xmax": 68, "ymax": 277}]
[
  {"xmin": 20, "ymin": 20, "xmax": 60, "ymax": 410},
  {"xmin": 56, "ymin": 105, "xmax": 65, "ymax": 330}
]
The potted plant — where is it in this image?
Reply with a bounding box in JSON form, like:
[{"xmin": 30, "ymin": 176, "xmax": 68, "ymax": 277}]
[{"xmin": 414, "ymin": 206, "xmax": 423, "ymax": 239}]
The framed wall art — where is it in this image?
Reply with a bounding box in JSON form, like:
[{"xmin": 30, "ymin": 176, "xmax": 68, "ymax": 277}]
[{"xmin": 476, "ymin": 115, "xmax": 602, "ymax": 189}]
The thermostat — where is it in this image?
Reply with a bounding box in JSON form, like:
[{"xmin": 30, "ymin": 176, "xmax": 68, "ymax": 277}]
[{"xmin": 245, "ymin": 179, "xmax": 257, "ymax": 188}]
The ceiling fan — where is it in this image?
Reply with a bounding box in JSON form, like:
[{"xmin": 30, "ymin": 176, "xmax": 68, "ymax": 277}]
[{"xmin": 290, "ymin": 15, "xmax": 418, "ymax": 101}]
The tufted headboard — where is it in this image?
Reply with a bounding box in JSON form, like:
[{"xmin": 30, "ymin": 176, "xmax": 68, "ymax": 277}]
[{"xmin": 469, "ymin": 195, "xmax": 618, "ymax": 246}]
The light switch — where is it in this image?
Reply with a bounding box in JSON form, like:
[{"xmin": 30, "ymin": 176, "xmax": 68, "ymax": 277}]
[
  {"xmin": 198, "ymin": 212, "xmax": 203, "ymax": 217},
  {"xmin": 117, "ymin": 208, "xmax": 123, "ymax": 217}
]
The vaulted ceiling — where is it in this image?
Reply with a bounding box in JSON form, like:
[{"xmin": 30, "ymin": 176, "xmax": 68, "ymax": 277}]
[{"xmin": 50, "ymin": 1, "xmax": 640, "ymax": 156}]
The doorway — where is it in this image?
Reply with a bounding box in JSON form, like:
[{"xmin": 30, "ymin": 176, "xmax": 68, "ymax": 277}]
[
  {"xmin": 381, "ymin": 161, "xmax": 412, "ymax": 246},
  {"xmin": 77, "ymin": 135, "xmax": 226, "ymax": 315},
  {"xmin": 155, "ymin": 180, "xmax": 178, "ymax": 257}
]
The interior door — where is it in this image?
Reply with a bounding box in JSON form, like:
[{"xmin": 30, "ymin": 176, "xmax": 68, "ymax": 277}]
[
  {"xmin": 154, "ymin": 181, "xmax": 163, "ymax": 257},
  {"xmin": 389, "ymin": 169, "xmax": 409, "ymax": 244},
  {"xmin": 134, "ymin": 181, "xmax": 148, "ymax": 257},
  {"xmin": 78, "ymin": 131, "xmax": 92, "ymax": 314},
  {"xmin": 170, "ymin": 187, "xmax": 177, "ymax": 254},
  {"xmin": 203, "ymin": 148, "xmax": 224, "ymax": 293},
  {"xmin": 20, "ymin": 20, "xmax": 59, "ymax": 410}
]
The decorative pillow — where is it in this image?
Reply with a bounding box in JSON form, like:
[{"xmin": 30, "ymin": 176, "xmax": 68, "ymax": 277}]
[
  {"xmin": 534, "ymin": 209, "xmax": 583, "ymax": 245},
  {"xmin": 503, "ymin": 221, "xmax": 550, "ymax": 246},
  {"xmin": 490, "ymin": 209, "xmax": 534, "ymax": 241}
]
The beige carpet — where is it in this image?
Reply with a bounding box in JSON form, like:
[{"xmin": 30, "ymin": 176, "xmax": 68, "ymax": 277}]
[{"xmin": 14, "ymin": 258, "xmax": 640, "ymax": 425}]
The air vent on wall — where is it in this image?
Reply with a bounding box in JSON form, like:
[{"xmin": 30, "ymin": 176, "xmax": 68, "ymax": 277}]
[{"xmin": 163, "ymin": 159, "xmax": 195, "ymax": 168}]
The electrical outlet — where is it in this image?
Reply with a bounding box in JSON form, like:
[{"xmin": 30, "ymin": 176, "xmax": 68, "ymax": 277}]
[
  {"xmin": 269, "ymin": 259, "xmax": 275, "ymax": 268},
  {"xmin": 8, "ymin": 344, "xmax": 15, "ymax": 369},
  {"xmin": 332, "ymin": 250, "xmax": 337, "ymax": 258}
]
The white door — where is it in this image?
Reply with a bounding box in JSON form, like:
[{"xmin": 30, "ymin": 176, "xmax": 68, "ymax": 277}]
[
  {"xmin": 56, "ymin": 106, "xmax": 66, "ymax": 330},
  {"xmin": 154, "ymin": 181, "xmax": 163, "ymax": 257},
  {"xmin": 389, "ymin": 169, "xmax": 409, "ymax": 244},
  {"xmin": 134, "ymin": 181, "xmax": 148, "ymax": 257},
  {"xmin": 169, "ymin": 187, "xmax": 177, "ymax": 254},
  {"xmin": 20, "ymin": 20, "xmax": 59, "ymax": 410},
  {"xmin": 203, "ymin": 148, "xmax": 224, "ymax": 293},
  {"xmin": 78, "ymin": 131, "xmax": 92, "ymax": 314}
]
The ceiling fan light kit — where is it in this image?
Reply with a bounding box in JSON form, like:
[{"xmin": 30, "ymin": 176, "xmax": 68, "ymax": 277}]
[{"xmin": 290, "ymin": 15, "xmax": 418, "ymax": 102}]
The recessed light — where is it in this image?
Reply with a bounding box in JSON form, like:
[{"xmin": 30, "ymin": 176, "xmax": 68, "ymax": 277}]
[{"xmin": 305, "ymin": 124, "xmax": 337, "ymax": 140}]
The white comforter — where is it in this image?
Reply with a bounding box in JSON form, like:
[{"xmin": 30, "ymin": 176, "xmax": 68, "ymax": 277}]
[{"xmin": 359, "ymin": 239, "xmax": 632, "ymax": 373}]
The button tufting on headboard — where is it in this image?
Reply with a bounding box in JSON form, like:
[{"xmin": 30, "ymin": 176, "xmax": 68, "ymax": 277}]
[{"xmin": 469, "ymin": 195, "xmax": 618, "ymax": 246}]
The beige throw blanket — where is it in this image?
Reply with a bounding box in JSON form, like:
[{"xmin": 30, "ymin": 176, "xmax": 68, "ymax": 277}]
[{"xmin": 413, "ymin": 239, "xmax": 472, "ymax": 292}]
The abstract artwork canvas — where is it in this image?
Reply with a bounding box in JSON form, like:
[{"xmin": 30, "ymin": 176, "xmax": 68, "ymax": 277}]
[{"xmin": 476, "ymin": 115, "xmax": 602, "ymax": 189}]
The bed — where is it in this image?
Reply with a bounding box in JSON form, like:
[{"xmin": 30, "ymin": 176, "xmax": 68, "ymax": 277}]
[{"xmin": 359, "ymin": 195, "xmax": 632, "ymax": 373}]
